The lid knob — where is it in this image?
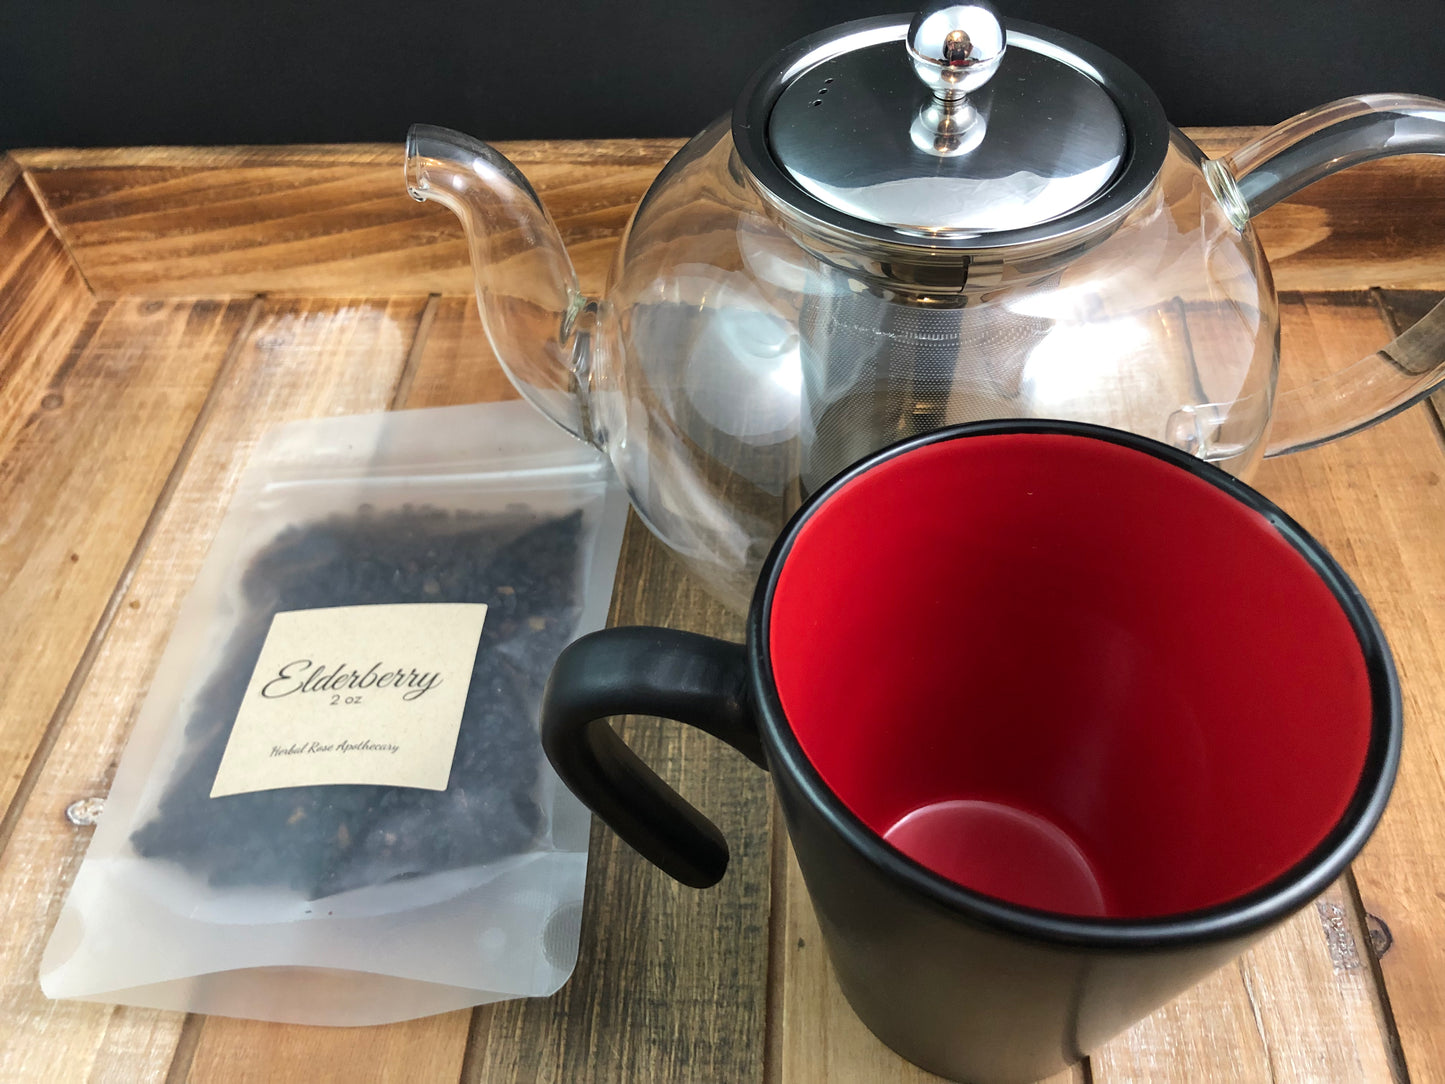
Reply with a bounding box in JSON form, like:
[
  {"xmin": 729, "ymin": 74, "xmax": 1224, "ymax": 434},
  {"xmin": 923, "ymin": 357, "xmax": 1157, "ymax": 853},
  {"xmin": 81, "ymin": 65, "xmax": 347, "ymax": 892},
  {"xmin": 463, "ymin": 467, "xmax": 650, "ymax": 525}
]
[
  {"xmin": 907, "ymin": 1, "xmax": 1006, "ymax": 101},
  {"xmin": 906, "ymin": 1, "xmax": 1006, "ymax": 156}
]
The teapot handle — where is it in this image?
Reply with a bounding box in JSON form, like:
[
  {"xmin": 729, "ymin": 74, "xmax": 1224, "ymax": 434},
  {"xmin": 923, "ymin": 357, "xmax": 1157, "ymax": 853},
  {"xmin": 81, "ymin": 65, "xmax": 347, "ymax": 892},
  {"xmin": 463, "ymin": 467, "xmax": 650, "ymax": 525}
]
[{"xmin": 1214, "ymin": 94, "xmax": 1445, "ymax": 456}]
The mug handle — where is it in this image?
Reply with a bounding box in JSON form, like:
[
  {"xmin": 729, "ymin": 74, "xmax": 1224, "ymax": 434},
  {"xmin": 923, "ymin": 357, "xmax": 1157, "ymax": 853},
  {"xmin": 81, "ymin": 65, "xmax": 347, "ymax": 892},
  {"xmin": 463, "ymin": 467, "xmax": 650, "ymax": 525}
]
[
  {"xmin": 1209, "ymin": 94, "xmax": 1445, "ymax": 455},
  {"xmin": 540, "ymin": 626, "xmax": 765, "ymax": 888}
]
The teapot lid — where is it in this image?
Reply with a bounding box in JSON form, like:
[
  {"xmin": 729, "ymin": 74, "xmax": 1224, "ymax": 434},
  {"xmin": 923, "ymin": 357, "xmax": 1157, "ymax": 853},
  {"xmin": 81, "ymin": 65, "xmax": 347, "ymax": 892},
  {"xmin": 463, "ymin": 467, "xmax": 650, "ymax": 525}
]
[{"xmin": 733, "ymin": 2, "xmax": 1170, "ymax": 255}]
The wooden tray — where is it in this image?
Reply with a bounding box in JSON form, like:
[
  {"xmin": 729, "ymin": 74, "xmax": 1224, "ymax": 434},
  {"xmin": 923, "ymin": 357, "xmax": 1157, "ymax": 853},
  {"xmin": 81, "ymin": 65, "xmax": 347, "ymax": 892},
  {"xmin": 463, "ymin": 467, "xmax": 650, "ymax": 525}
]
[{"xmin": 1, "ymin": 133, "xmax": 1442, "ymax": 1083}]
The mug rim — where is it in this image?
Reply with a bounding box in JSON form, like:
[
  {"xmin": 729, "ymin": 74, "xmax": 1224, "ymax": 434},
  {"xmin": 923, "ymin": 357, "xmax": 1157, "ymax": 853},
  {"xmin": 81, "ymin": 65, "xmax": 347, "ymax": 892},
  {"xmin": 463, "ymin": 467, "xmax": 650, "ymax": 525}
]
[{"xmin": 748, "ymin": 419, "xmax": 1402, "ymax": 948}]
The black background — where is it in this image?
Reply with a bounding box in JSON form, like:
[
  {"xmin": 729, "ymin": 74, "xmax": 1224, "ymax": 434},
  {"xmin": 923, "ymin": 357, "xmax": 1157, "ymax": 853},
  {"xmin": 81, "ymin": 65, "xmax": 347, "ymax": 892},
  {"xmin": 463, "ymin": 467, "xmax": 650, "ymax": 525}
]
[{"xmin": 1, "ymin": 0, "xmax": 1442, "ymax": 148}]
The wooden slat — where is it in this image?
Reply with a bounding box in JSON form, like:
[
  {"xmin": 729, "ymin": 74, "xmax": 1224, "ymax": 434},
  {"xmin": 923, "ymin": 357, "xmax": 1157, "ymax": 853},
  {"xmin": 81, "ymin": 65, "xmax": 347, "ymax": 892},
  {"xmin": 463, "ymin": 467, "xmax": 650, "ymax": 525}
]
[
  {"xmin": 1250, "ymin": 164, "xmax": 1445, "ymax": 293},
  {"xmin": 1375, "ymin": 288, "xmax": 1445, "ymax": 425},
  {"xmin": 184, "ymin": 1016, "xmax": 469, "ymax": 1084},
  {"xmin": 29, "ymin": 164, "xmax": 469, "ymax": 297},
  {"xmin": 1187, "ymin": 129, "xmax": 1445, "ymax": 292},
  {"xmin": 0, "ymin": 803, "xmax": 182, "ymax": 1084},
  {"xmin": 396, "ymin": 296, "xmax": 517, "ymax": 410},
  {"xmin": 18, "ymin": 131, "xmax": 1445, "ymax": 299},
  {"xmin": 0, "ymin": 181, "xmax": 91, "ymax": 450},
  {"xmin": 9, "ymin": 140, "xmax": 685, "ymax": 172},
  {"xmin": 1093, "ymin": 880, "xmax": 1398, "ymax": 1083},
  {"xmin": 0, "ymin": 297, "xmax": 254, "ymax": 1082},
  {"xmin": 169, "ymin": 284, "xmax": 508, "ymax": 1084},
  {"xmin": 0, "ymin": 296, "xmax": 251, "ymax": 821},
  {"xmin": 0, "ymin": 298, "xmax": 427, "ymax": 1082},
  {"xmin": 176, "ymin": 299, "xmax": 621, "ymax": 1084},
  {"xmin": 12, "ymin": 146, "xmax": 407, "ymax": 169},
  {"xmin": 458, "ymin": 523, "xmax": 771, "ymax": 1084},
  {"xmin": 0, "ymin": 153, "xmax": 19, "ymax": 201},
  {"xmin": 192, "ymin": 298, "xmax": 768, "ymax": 1084},
  {"xmin": 357, "ymin": 295, "xmax": 773, "ymax": 1084},
  {"xmin": 1093, "ymin": 960, "xmax": 1272, "ymax": 1083},
  {"xmin": 23, "ymin": 141, "xmax": 684, "ymax": 298},
  {"xmin": 1244, "ymin": 292, "xmax": 1445, "ymax": 1084},
  {"xmin": 147, "ymin": 298, "xmax": 473, "ymax": 1081},
  {"xmin": 1237, "ymin": 882, "xmax": 1401, "ymax": 1083}
]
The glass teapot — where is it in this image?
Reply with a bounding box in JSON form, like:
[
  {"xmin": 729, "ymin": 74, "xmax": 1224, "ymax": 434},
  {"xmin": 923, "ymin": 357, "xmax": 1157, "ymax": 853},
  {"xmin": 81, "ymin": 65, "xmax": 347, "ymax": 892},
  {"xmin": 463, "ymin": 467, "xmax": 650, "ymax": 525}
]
[{"xmin": 406, "ymin": 1, "xmax": 1445, "ymax": 609}]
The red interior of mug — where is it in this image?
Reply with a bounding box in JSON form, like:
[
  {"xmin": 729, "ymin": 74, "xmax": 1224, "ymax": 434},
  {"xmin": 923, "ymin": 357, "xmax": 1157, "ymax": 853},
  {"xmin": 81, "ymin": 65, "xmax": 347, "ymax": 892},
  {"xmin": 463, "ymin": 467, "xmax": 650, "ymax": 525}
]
[{"xmin": 767, "ymin": 432, "xmax": 1374, "ymax": 919}]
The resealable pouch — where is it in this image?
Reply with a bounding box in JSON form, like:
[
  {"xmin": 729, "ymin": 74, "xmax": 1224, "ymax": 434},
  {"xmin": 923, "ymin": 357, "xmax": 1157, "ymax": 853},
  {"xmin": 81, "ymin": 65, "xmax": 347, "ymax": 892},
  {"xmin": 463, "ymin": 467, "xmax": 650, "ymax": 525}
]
[{"xmin": 40, "ymin": 400, "xmax": 629, "ymax": 1025}]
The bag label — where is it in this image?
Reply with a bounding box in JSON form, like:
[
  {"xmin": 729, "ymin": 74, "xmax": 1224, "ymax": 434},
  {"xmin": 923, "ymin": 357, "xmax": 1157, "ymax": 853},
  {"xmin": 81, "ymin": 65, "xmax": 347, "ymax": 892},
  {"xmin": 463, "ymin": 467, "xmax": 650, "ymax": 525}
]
[{"xmin": 210, "ymin": 603, "xmax": 488, "ymax": 797}]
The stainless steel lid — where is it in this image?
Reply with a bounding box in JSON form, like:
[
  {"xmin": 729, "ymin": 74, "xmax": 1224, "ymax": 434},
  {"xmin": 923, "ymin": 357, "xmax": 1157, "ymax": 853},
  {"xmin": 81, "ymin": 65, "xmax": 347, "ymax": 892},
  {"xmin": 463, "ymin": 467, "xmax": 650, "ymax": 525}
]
[{"xmin": 732, "ymin": 2, "xmax": 1170, "ymax": 255}]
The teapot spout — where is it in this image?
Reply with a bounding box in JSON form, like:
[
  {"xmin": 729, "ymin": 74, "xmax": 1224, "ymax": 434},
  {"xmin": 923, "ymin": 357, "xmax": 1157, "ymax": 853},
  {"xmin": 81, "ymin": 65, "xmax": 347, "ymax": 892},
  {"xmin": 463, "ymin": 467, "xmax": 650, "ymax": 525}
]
[{"xmin": 406, "ymin": 124, "xmax": 597, "ymax": 443}]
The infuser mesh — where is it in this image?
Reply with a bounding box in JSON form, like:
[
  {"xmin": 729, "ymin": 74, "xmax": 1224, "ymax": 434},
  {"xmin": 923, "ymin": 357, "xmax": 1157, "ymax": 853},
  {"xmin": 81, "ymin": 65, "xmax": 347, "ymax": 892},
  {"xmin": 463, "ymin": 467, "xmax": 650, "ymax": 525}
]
[{"xmin": 798, "ymin": 290, "xmax": 1052, "ymax": 488}]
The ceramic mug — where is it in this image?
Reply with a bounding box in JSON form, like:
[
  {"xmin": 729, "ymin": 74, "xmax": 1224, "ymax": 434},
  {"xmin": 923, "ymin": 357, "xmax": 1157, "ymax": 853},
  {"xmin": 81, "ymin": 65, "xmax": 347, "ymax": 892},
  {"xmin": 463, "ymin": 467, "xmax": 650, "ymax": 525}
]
[{"xmin": 540, "ymin": 420, "xmax": 1401, "ymax": 1084}]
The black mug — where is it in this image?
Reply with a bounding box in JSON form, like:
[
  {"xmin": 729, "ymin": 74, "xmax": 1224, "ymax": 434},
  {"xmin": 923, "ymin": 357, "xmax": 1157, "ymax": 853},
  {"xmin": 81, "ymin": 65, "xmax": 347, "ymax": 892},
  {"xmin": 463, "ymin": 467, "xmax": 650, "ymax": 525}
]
[{"xmin": 540, "ymin": 421, "xmax": 1401, "ymax": 1084}]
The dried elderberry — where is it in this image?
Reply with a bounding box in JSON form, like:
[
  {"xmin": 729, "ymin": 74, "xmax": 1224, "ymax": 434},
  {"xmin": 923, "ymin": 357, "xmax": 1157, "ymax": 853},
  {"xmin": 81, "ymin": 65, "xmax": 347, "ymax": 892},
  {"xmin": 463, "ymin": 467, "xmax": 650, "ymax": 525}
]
[{"xmin": 131, "ymin": 505, "xmax": 585, "ymax": 900}]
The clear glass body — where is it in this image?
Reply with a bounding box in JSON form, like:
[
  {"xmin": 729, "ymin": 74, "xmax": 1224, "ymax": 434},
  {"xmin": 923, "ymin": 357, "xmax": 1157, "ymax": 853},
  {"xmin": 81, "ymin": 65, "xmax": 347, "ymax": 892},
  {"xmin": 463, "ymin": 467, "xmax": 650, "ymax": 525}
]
[
  {"xmin": 596, "ymin": 121, "xmax": 1275, "ymax": 605},
  {"xmin": 407, "ymin": 95, "xmax": 1445, "ymax": 611}
]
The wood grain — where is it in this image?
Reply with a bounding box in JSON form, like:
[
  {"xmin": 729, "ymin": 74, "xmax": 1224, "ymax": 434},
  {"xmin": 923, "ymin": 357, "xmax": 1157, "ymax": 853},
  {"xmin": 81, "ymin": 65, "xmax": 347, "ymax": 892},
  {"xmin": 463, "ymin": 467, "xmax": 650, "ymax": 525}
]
[
  {"xmin": 408, "ymin": 296, "xmax": 768, "ymax": 1083},
  {"xmin": 9, "ymin": 140, "xmax": 685, "ymax": 172},
  {"xmin": 1250, "ymin": 164, "xmax": 1445, "ymax": 292},
  {"xmin": 0, "ymin": 297, "xmax": 251, "ymax": 824},
  {"xmin": 1238, "ymin": 882, "xmax": 1401, "ymax": 1083},
  {"xmin": 0, "ymin": 297, "xmax": 254, "ymax": 1083},
  {"xmin": 1248, "ymin": 293, "xmax": 1445, "ymax": 1084},
  {"xmin": 12, "ymin": 146, "xmax": 408, "ymax": 169},
  {"xmin": 0, "ymin": 181, "xmax": 91, "ymax": 452},
  {"xmin": 460, "ymin": 528, "xmax": 771, "ymax": 1084},
  {"xmin": 0, "ymin": 298, "xmax": 430, "ymax": 1083},
  {"xmin": 184, "ymin": 1015, "xmax": 469, "ymax": 1084},
  {"xmin": 1187, "ymin": 129, "xmax": 1445, "ymax": 292},
  {"xmin": 134, "ymin": 298, "xmax": 469, "ymax": 1081},
  {"xmin": 22, "ymin": 140, "xmax": 683, "ymax": 299},
  {"xmin": 16, "ymin": 129, "xmax": 1445, "ymax": 300},
  {"xmin": 396, "ymin": 296, "xmax": 517, "ymax": 410},
  {"xmin": 1376, "ymin": 288, "xmax": 1445, "ymax": 423},
  {"xmin": 1, "ymin": 153, "xmax": 20, "ymax": 202},
  {"xmin": 174, "ymin": 292, "xmax": 764, "ymax": 1084},
  {"xmin": 374, "ymin": 295, "xmax": 775, "ymax": 1084},
  {"xmin": 1092, "ymin": 881, "xmax": 1399, "ymax": 1083}
]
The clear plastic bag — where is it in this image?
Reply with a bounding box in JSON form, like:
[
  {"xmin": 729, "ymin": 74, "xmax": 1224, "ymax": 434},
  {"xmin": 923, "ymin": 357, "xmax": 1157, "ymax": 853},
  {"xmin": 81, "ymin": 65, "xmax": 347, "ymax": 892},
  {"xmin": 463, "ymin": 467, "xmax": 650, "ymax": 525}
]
[{"xmin": 40, "ymin": 401, "xmax": 629, "ymax": 1025}]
